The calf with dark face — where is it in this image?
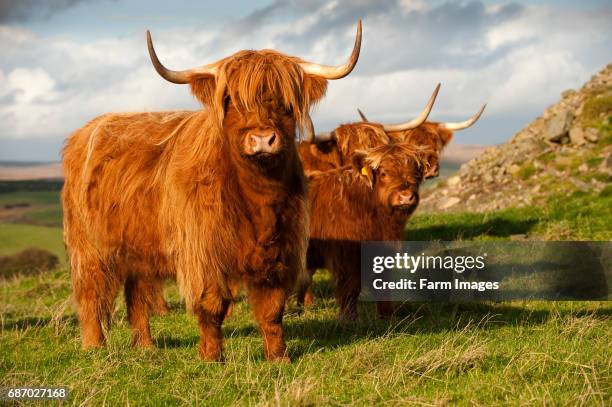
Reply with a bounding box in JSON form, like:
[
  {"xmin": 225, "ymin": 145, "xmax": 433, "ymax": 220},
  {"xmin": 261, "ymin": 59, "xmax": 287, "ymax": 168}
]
[{"xmin": 301, "ymin": 143, "xmax": 434, "ymax": 319}]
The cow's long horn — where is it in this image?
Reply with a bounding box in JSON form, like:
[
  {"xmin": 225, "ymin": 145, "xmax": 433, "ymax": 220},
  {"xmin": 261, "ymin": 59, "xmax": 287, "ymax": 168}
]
[
  {"xmin": 305, "ymin": 112, "xmax": 316, "ymax": 142},
  {"xmin": 357, "ymin": 108, "xmax": 368, "ymax": 122},
  {"xmin": 146, "ymin": 30, "xmax": 216, "ymax": 84},
  {"xmin": 441, "ymin": 104, "xmax": 486, "ymax": 131},
  {"xmin": 382, "ymin": 83, "xmax": 440, "ymax": 132},
  {"xmin": 299, "ymin": 20, "xmax": 362, "ymax": 80}
]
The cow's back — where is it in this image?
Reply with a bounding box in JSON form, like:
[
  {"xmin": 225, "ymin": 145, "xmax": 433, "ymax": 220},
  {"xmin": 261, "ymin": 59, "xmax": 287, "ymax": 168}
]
[
  {"xmin": 298, "ymin": 141, "xmax": 342, "ymax": 173},
  {"xmin": 61, "ymin": 111, "xmax": 227, "ymax": 279}
]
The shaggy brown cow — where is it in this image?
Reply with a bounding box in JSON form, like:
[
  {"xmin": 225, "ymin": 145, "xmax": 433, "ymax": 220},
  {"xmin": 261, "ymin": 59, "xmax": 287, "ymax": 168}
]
[
  {"xmin": 62, "ymin": 22, "xmax": 362, "ymax": 362},
  {"xmin": 152, "ymin": 87, "xmax": 441, "ymax": 317},
  {"xmin": 301, "ymin": 143, "xmax": 434, "ymax": 319},
  {"xmin": 358, "ymin": 104, "xmax": 486, "ymax": 178},
  {"xmin": 297, "ymin": 102, "xmax": 485, "ymax": 310},
  {"xmin": 297, "ymin": 84, "xmax": 441, "ymax": 173}
]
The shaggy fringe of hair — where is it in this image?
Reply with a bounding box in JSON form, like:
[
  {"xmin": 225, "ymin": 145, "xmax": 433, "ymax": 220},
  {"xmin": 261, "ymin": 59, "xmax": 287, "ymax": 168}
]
[
  {"xmin": 357, "ymin": 142, "xmax": 435, "ymax": 173},
  {"xmin": 391, "ymin": 122, "xmax": 454, "ymax": 152},
  {"xmin": 189, "ymin": 50, "xmax": 328, "ymax": 140},
  {"xmin": 333, "ymin": 122, "xmax": 390, "ymax": 157}
]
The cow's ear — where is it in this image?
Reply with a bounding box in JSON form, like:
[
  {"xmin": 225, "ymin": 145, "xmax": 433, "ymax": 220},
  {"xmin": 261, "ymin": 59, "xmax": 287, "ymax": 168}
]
[
  {"xmin": 189, "ymin": 75, "xmax": 216, "ymax": 107},
  {"xmin": 438, "ymin": 127, "xmax": 453, "ymax": 147},
  {"xmin": 419, "ymin": 149, "xmax": 439, "ymax": 179},
  {"xmin": 351, "ymin": 151, "xmax": 374, "ymax": 188}
]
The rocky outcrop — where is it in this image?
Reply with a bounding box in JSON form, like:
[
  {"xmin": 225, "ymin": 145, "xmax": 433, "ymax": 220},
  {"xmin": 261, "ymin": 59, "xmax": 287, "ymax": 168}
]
[{"xmin": 421, "ymin": 64, "xmax": 612, "ymax": 213}]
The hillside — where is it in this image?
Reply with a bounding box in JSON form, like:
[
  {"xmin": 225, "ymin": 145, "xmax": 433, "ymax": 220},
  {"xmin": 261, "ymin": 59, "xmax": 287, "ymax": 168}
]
[{"xmin": 421, "ymin": 64, "xmax": 612, "ymax": 213}]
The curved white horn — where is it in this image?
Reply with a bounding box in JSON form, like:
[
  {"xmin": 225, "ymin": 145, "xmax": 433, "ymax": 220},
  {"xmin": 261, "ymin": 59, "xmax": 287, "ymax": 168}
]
[
  {"xmin": 382, "ymin": 83, "xmax": 441, "ymax": 132},
  {"xmin": 298, "ymin": 21, "xmax": 362, "ymax": 80},
  {"xmin": 147, "ymin": 30, "xmax": 216, "ymax": 84},
  {"xmin": 441, "ymin": 104, "xmax": 487, "ymax": 131}
]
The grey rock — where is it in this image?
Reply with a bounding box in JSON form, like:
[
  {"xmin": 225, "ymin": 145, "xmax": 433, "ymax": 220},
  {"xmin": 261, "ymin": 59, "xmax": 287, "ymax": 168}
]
[
  {"xmin": 545, "ymin": 110, "xmax": 574, "ymax": 142},
  {"xmin": 439, "ymin": 197, "xmax": 461, "ymax": 210},
  {"xmin": 569, "ymin": 127, "xmax": 586, "ymax": 145},
  {"xmin": 585, "ymin": 128, "xmax": 600, "ymax": 142},
  {"xmin": 446, "ymin": 176, "xmax": 461, "ymax": 186},
  {"xmin": 508, "ymin": 164, "xmax": 521, "ymax": 175}
]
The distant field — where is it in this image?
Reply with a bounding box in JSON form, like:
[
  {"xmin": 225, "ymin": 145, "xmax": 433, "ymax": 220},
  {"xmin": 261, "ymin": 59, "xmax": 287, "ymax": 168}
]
[
  {"xmin": 0, "ymin": 162, "xmax": 62, "ymax": 181},
  {"xmin": 0, "ymin": 188, "xmax": 63, "ymax": 227},
  {"xmin": 0, "ymin": 223, "xmax": 65, "ymax": 263},
  {"xmin": 0, "ymin": 190, "xmax": 61, "ymax": 206}
]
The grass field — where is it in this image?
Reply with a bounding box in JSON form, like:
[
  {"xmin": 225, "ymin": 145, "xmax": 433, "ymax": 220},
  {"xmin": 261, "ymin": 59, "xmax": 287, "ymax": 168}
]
[
  {"xmin": 0, "ymin": 224, "xmax": 64, "ymax": 262},
  {"xmin": 0, "ymin": 185, "xmax": 610, "ymax": 405}
]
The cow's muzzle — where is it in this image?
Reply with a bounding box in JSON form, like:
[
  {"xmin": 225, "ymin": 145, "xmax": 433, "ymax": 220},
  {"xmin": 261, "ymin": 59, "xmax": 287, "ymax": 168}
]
[
  {"xmin": 391, "ymin": 190, "xmax": 419, "ymax": 209},
  {"xmin": 244, "ymin": 130, "xmax": 282, "ymax": 156}
]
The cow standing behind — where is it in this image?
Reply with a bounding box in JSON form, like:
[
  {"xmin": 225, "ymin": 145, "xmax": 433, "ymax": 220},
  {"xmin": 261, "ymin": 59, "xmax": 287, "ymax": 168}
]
[
  {"xmin": 303, "ymin": 143, "xmax": 433, "ymax": 319},
  {"xmin": 298, "ymin": 85, "xmax": 441, "ymax": 173},
  {"xmin": 358, "ymin": 104, "xmax": 486, "ymax": 178},
  {"xmin": 62, "ymin": 23, "xmax": 362, "ymax": 361},
  {"xmin": 297, "ymin": 93, "xmax": 485, "ymax": 311}
]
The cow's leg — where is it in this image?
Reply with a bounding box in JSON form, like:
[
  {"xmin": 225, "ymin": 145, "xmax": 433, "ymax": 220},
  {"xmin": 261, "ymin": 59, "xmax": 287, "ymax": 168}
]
[
  {"xmin": 296, "ymin": 268, "xmax": 315, "ymax": 309},
  {"xmin": 72, "ymin": 259, "xmax": 118, "ymax": 349},
  {"xmin": 151, "ymin": 278, "xmax": 170, "ymax": 316},
  {"xmin": 334, "ymin": 265, "xmax": 360, "ymax": 321},
  {"xmin": 376, "ymin": 301, "xmax": 395, "ymax": 318},
  {"xmin": 224, "ymin": 280, "xmax": 241, "ymax": 318},
  {"xmin": 194, "ymin": 286, "xmax": 230, "ymax": 362},
  {"xmin": 247, "ymin": 282, "xmax": 289, "ymax": 362},
  {"xmin": 124, "ymin": 275, "xmax": 157, "ymax": 347}
]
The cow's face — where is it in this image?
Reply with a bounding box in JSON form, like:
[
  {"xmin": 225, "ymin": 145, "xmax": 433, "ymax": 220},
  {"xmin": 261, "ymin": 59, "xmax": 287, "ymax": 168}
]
[
  {"xmin": 352, "ymin": 145, "xmax": 431, "ymax": 214},
  {"xmin": 389, "ymin": 131, "xmax": 441, "ymax": 179},
  {"xmin": 397, "ymin": 124, "xmax": 453, "ymax": 179},
  {"xmin": 224, "ymin": 95, "xmax": 297, "ymax": 168},
  {"xmin": 411, "ymin": 129, "xmax": 445, "ymax": 179}
]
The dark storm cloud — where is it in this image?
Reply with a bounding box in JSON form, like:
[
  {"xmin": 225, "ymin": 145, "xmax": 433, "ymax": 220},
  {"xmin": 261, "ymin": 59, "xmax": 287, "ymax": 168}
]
[{"xmin": 0, "ymin": 0, "xmax": 108, "ymax": 22}]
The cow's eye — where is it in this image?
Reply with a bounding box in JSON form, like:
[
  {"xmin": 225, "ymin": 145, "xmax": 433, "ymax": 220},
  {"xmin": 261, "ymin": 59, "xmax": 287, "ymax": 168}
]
[{"xmin": 380, "ymin": 171, "xmax": 387, "ymax": 178}]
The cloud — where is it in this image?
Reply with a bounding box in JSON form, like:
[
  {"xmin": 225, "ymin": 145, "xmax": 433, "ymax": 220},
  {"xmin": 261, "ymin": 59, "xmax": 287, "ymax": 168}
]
[
  {"xmin": 0, "ymin": 0, "xmax": 611, "ymax": 161},
  {"xmin": 0, "ymin": 0, "xmax": 109, "ymax": 23}
]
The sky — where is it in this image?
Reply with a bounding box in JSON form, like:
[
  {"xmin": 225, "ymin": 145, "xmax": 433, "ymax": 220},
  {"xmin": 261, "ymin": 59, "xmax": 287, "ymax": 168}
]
[{"xmin": 0, "ymin": 0, "xmax": 610, "ymax": 161}]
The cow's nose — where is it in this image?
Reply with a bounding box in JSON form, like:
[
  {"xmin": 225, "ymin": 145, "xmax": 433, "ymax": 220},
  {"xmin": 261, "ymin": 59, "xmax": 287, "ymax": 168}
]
[
  {"xmin": 247, "ymin": 131, "xmax": 281, "ymax": 154},
  {"xmin": 398, "ymin": 191, "xmax": 417, "ymax": 206}
]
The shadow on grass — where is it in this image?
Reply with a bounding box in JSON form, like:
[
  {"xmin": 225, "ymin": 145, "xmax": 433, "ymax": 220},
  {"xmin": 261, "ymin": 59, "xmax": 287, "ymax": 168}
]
[
  {"xmin": 155, "ymin": 335, "xmax": 199, "ymax": 349},
  {"xmin": 148, "ymin": 298, "xmax": 610, "ymax": 359},
  {"xmin": 283, "ymin": 301, "xmax": 611, "ymax": 359},
  {"xmin": 2, "ymin": 315, "xmax": 78, "ymax": 330},
  {"xmin": 406, "ymin": 215, "xmax": 540, "ymax": 241}
]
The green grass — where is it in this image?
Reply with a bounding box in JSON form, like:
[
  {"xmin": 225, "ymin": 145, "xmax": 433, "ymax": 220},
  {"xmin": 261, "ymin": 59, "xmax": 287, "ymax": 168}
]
[
  {"xmin": 1, "ymin": 269, "xmax": 610, "ymax": 406},
  {"xmin": 407, "ymin": 190, "xmax": 612, "ymax": 241},
  {"xmin": 580, "ymin": 94, "xmax": 612, "ymax": 128},
  {"xmin": 0, "ymin": 224, "xmax": 65, "ymax": 264},
  {"xmin": 0, "ymin": 190, "xmax": 60, "ymax": 206},
  {"xmin": 21, "ymin": 205, "xmax": 63, "ymax": 226},
  {"xmin": 0, "ymin": 189, "xmax": 63, "ymax": 226},
  {"xmin": 0, "ymin": 190, "xmax": 611, "ymax": 405},
  {"xmin": 517, "ymin": 163, "xmax": 537, "ymax": 180}
]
